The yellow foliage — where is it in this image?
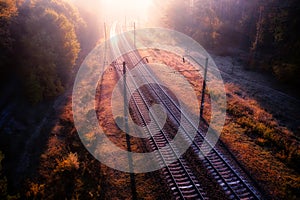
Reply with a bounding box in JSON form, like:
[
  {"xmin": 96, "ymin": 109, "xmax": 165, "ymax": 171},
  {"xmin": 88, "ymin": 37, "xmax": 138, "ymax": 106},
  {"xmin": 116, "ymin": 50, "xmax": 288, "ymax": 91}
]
[
  {"xmin": 54, "ymin": 152, "xmax": 80, "ymax": 173},
  {"xmin": 26, "ymin": 182, "xmax": 45, "ymax": 198}
]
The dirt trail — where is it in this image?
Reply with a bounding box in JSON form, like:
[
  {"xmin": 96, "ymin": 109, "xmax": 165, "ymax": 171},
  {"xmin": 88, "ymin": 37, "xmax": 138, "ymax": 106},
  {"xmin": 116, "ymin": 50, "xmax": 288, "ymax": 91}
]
[{"xmin": 213, "ymin": 54, "xmax": 300, "ymax": 133}]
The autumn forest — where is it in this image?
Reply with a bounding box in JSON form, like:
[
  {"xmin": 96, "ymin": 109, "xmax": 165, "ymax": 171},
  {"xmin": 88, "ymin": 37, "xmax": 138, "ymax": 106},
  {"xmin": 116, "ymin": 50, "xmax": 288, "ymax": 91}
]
[{"xmin": 0, "ymin": 0, "xmax": 299, "ymax": 199}]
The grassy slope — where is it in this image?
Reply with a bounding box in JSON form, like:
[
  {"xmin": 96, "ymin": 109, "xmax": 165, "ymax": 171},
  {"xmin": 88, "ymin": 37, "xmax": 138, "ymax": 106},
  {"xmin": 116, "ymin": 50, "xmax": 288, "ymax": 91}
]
[{"xmin": 139, "ymin": 49, "xmax": 300, "ymax": 199}]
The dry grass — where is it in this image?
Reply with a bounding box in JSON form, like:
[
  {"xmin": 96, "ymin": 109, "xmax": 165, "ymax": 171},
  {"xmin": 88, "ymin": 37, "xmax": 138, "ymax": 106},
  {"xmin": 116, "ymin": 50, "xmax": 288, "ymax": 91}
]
[
  {"xmin": 139, "ymin": 49, "xmax": 300, "ymax": 199},
  {"xmin": 221, "ymin": 83, "xmax": 300, "ymax": 199},
  {"xmin": 225, "ymin": 83, "xmax": 300, "ymax": 166},
  {"xmin": 27, "ymin": 48, "xmax": 299, "ymax": 199},
  {"xmin": 25, "ymin": 61, "xmax": 171, "ymax": 199},
  {"xmin": 94, "ymin": 60, "xmax": 171, "ymax": 199}
]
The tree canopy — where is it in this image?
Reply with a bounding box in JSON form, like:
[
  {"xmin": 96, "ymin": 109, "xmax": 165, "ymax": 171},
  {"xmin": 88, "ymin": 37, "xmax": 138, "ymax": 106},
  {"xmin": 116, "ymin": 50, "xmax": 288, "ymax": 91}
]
[
  {"xmin": 0, "ymin": 0, "xmax": 18, "ymax": 83},
  {"xmin": 0, "ymin": 0, "xmax": 85, "ymax": 104},
  {"xmin": 164, "ymin": 0, "xmax": 300, "ymax": 84}
]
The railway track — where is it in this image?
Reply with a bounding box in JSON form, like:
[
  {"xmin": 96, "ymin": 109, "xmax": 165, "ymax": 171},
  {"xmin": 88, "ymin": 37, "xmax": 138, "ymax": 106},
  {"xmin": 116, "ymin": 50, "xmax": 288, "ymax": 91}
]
[
  {"xmin": 109, "ymin": 23, "xmax": 262, "ymax": 199},
  {"xmin": 131, "ymin": 55, "xmax": 261, "ymax": 199},
  {"xmin": 139, "ymin": 66, "xmax": 261, "ymax": 199},
  {"xmin": 129, "ymin": 83, "xmax": 207, "ymax": 199},
  {"xmin": 113, "ymin": 56, "xmax": 207, "ymax": 199}
]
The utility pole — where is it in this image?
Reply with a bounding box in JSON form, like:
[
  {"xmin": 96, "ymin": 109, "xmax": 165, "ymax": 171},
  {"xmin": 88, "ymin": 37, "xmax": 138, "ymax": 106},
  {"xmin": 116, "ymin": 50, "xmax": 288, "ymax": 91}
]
[
  {"xmin": 200, "ymin": 58, "xmax": 208, "ymax": 119},
  {"xmin": 134, "ymin": 22, "xmax": 136, "ymax": 48},
  {"xmin": 104, "ymin": 22, "xmax": 107, "ymax": 41},
  {"xmin": 125, "ymin": 16, "xmax": 127, "ymax": 29},
  {"xmin": 122, "ymin": 61, "xmax": 137, "ymax": 200},
  {"xmin": 190, "ymin": 0, "xmax": 194, "ymax": 14},
  {"xmin": 123, "ymin": 61, "xmax": 127, "ymax": 117},
  {"xmin": 104, "ymin": 22, "xmax": 107, "ymax": 65},
  {"xmin": 182, "ymin": 56, "xmax": 208, "ymax": 120}
]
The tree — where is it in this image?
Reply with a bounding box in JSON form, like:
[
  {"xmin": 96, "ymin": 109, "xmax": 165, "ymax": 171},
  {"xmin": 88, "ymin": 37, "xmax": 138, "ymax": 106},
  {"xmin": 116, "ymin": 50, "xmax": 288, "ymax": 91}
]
[
  {"xmin": 0, "ymin": 0, "xmax": 17, "ymax": 84},
  {"xmin": 0, "ymin": 151, "xmax": 8, "ymax": 199},
  {"xmin": 13, "ymin": 0, "xmax": 80, "ymax": 103},
  {"xmin": 165, "ymin": 0, "xmax": 222, "ymax": 49},
  {"xmin": 0, "ymin": 151, "xmax": 19, "ymax": 199},
  {"xmin": 248, "ymin": 0, "xmax": 300, "ymax": 83}
]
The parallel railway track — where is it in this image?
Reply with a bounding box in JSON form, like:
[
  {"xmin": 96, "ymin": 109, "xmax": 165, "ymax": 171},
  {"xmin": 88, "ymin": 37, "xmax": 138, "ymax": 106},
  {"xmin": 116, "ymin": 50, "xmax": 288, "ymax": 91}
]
[
  {"xmin": 109, "ymin": 23, "xmax": 262, "ymax": 199},
  {"xmin": 137, "ymin": 64, "xmax": 261, "ymax": 199},
  {"xmin": 113, "ymin": 56, "xmax": 207, "ymax": 199}
]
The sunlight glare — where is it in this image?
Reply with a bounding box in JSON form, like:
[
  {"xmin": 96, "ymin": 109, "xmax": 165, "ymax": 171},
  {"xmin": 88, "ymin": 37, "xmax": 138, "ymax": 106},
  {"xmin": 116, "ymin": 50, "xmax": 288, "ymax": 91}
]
[{"xmin": 100, "ymin": 0, "xmax": 153, "ymax": 22}]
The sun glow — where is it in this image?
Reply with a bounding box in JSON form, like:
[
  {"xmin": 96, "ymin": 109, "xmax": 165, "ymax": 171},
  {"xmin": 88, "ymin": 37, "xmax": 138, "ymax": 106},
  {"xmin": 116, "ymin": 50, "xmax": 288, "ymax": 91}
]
[{"xmin": 100, "ymin": 0, "xmax": 153, "ymax": 23}]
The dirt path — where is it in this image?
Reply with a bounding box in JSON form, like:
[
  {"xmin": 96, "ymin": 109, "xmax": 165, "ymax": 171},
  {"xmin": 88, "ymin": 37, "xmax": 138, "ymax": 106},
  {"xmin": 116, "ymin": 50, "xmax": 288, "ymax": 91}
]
[{"xmin": 213, "ymin": 54, "xmax": 300, "ymax": 134}]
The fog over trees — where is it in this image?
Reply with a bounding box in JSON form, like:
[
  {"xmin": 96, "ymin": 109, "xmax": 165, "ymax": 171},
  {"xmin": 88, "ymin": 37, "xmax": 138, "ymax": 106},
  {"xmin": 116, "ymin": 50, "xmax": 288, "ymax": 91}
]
[
  {"xmin": 0, "ymin": 0, "xmax": 299, "ymax": 199},
  {"xmin": 1, "ymin": 0, "xmax": 299, "ymax": 104},
  {"xmin": 160, "ymin": 0, "xmax": 300, "ymax": 85},
  {"xmin": 0, "ymin": 0, "xmax": 102, "ymax": 104}
]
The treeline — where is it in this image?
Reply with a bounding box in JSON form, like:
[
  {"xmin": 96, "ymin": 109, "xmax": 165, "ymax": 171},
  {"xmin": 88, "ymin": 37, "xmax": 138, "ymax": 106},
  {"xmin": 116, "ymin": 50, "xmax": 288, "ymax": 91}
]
[
  {"xmin": 0, "ymin": 151, "xmax": 19, "ymax": 199},
  {"xmin": 250, "ymin": 0, "xmax": 300, "ymax": 84},
  {"xmin": 164, "ymin": 0, "xmax": 300, "ymax": 85},
  {"xmin": 0, "ymin": 0, "xmax": 101, "ymax": 104}
]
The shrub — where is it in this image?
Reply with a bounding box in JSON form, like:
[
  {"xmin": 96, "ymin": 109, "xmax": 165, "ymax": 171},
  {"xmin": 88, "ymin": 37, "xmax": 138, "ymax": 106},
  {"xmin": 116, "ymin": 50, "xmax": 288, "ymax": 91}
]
[{"xmin": 54, "ymin": 152, "xmax": 79, "ymax": 173}]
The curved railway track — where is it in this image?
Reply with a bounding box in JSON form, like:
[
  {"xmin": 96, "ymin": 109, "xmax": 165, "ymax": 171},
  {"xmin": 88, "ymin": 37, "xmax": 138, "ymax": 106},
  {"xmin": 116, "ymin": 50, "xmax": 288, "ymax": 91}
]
[
  {"xmin": 113, "ymin": 58, "xmax": 207, "ymax": 199},
  {"xmin": 136, "ymin": 64, "xmax": 261, "ymax": 199},
  {"xmin": 129, "ymin": 54, "xmax": 261, "ymax": 199},
  {"xmin": 109, "ymin": 23, "xmax": 262, "ymax": 199},
  {"xmin": 130, "ymin": 85, "xmax": 207, "ymax": 199}
]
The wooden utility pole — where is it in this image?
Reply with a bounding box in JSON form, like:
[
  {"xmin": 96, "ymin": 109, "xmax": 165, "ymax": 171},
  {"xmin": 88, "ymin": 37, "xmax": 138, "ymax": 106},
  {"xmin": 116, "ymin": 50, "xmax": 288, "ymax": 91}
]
[
  {"xmin": 125, "ymin": 16, "xmax": 127, "ymax": 29},
  {"xmin": 104, "ymin": 22, "xmax": 107, "ymax": 65},
  {"xmin": 134, "ymin": 22, "xmax": 136, "ymax": 48},
  {"xmin": 182, "ymin": 55, "xmax": 208, "ymax": 120},
  {"xmin": 200, "ymin": 58, "xmax": 208, "ymax": 119},
  {"xmin": 190, "ymin": 0, "xmax": 194, "ymax": 14},
  {"xmin": 123, "ymin": 61, "xmax": 137, "ymax": 200}
]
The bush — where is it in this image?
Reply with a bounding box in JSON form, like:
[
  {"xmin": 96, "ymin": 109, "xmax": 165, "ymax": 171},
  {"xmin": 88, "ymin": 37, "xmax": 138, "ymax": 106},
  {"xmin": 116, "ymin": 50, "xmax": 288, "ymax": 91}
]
[
  {"xmin": 272, "ymin": 63, "xmax": 300, "ymax": 84},
  {"xmin": 54, "ymin": 152, "xmax": 79, "ymax": 173}
]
